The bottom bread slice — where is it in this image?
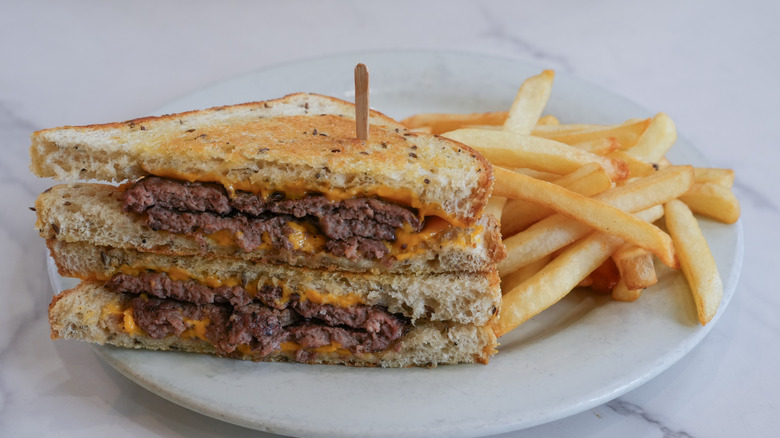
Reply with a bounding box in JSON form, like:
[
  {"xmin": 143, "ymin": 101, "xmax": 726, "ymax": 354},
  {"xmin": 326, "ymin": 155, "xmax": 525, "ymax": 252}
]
[{"xmin": 50, "ymin": 282, "xmax": 498, "ymax": 367}]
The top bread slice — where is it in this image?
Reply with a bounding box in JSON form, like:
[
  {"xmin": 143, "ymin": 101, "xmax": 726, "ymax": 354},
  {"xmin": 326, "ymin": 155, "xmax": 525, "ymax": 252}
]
[{"xmin": 30, "ymin": 93, "xmax": 493, "ymax": 227}]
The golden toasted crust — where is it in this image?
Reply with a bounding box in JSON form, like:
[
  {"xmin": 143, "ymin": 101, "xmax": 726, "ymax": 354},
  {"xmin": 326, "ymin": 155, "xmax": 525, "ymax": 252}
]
[
  {"xmin": 64, "ymin": 93, "xmax": 403, "ymax": 133},
  {"xmin": 480, "ymin": 213, "xmax": 507, "ymax": 265},
  {"xmin": 48, "ymin": 289, "xmax": 68, "ymax": 339},
  {"xmin": 32, "ymin": 93, "xmax": 402, "ymax": 139},
  {"xmin": 30, "ymin": 93, "xmax": 493, "ymax": 226}
]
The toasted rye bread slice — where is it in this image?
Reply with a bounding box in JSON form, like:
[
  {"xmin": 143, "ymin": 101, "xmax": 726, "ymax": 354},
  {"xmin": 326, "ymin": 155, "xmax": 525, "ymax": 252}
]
[
  {"xmin": 47, "ymin": 240, "xmax": 501, "ymax": 327},
  {"xmin": 36, "ymin": 183, "xmax": 506, "ymax": 274},
  {"xmin": 49, "ymin": 282, "xmax": 499, "ymax": 367},
  {"xmin": 30, "ymin": 93, "xmax": 493, "ymax": 226}
]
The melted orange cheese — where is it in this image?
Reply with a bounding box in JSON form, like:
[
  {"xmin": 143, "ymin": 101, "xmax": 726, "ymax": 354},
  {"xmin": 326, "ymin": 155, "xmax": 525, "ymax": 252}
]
[
  {"xmin": 279, "ymin": 341, "xmax": 298, "ymax": 353},
  {"xmin": 202, "ymin": 274, "xmax": 241, "ymax": 289},
  {"xmin": 300, "ymin": 288, "xmax": 363, "ymax": 307},
  {"xmin": 166, "ymin": 266, "xmax": 190, "ymax": 282},
  {"xmin": 103, "ymin": 301, "xmax": 123, "ymax": 315},
  {"xmin": 101, "ymin": 301, "xmax": 145, "ymax": 336},
  {"xmin": 236, "ymin": 343, "xmax": 253, "ymax": 356},
  {"xmin": 287, "ymin": 222, "xmax": 325, "ymax": 252},
  {"xmin": 122, "ymin": 308, "xmax": 145, "ymax": 336},
  {"xmin": 206, "ymin": 229, "xmax": 235, "ymax": 246},
  {"xmin": 279, "ymin": 341, "xmax": 351, "ymax": 356},
  {"xmin": 392, "ymin": 216, "xmax": 451, "ymax": 260},
  {"xmin": 181, "ymin": 317, "xmax": 210, "ymax": 341},
  {"xmin": 144, "ymin": 167, "xmax": 461, "ymax": 227},
  {"xmin": 276, "ymin": 284, "xmax": 364, "ymax": 308}
]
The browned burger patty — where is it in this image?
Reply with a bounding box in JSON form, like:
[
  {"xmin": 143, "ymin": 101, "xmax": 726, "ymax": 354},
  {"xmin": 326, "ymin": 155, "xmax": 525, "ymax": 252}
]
[
  {"xmin": 107, "ymin": 271, "xmax": 409, "ymax": 361},
  {"xmin": 122, "ymin": 177, "xmax": 423, "ymax": 259}
]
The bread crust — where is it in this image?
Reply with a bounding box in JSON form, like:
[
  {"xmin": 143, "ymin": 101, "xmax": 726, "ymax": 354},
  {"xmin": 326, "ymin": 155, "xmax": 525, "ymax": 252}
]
[{"xmin": 36, "ymin": 93, "xmax": 403, "ymax": 133}]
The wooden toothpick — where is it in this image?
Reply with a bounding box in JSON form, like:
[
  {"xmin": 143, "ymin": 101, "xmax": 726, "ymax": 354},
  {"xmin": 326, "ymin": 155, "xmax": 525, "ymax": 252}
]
[{"xmin": 354, "ymin": 63, "xmax": 369, "ymax": 141}]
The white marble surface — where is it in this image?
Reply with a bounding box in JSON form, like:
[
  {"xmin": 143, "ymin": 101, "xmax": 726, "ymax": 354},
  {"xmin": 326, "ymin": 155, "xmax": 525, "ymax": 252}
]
[{"xmin": 1, "ymin": 1, "xmax": 777, "ymax": 437}]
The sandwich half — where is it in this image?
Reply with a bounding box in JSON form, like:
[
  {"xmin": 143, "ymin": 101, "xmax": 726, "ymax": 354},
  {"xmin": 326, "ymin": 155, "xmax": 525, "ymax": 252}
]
[
  {"xmin": 33, "ymin": 93, "xmax": 505, "ymax": 366},
  {"xmin": 32, "ymin": 93, "xmax": 502, "ymax": 273},
  {"xmin": 47, "ymin": 241, "xmax": 500, "ymax": 366}
]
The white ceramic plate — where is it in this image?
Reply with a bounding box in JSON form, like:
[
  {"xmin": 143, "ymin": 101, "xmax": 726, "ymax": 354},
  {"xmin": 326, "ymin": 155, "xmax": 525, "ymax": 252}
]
[{"xmin": 48, "ymin": 51, "xmax": 743, "ymax": 438}]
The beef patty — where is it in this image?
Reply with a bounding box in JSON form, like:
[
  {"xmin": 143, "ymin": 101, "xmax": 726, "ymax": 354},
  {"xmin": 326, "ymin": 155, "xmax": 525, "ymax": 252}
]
[
  {"xmin": 107, "ymin": 271, "xmax": 408, "ymax": 360},
  {"xmin": 122, "ymin": 177, "xmax": 423, "ymax": 260}
]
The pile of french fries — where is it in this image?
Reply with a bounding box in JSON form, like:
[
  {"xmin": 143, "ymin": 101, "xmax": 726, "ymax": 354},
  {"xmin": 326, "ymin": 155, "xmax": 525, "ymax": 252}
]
[{"xmin": 401, "ymin": 70, "xmax": 740, "ymax": 337}]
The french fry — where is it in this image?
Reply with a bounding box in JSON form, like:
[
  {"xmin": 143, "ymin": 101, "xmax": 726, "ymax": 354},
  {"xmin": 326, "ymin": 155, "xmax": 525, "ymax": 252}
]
[
  {"xmin": 625, "ymin": 113, "xmax": 676, "ymax": 162},
  {"xmin": 399, "ymin": 111, "xmax": 508, "ymax": 134},
  {"xmin": 399, "ymin": 69, "xmax": 740, "ymax": 334},
  {"xmin": 607, "ymin": 150, "xmax": 657, "ymax": 178},
  {"xmin": 532, "ymin": 118, "xmax": 650, "ymax": 149},
  {"xmin": 504, "ymin": 70, "xmax": 555, "ymax": 134},
  {"xmin": 678, "ymin": 182, "xmax": 741, "ymax": 224},
  {"xmin": 496, "ymin": 231, "xmax": 625, "ymax": 336},
  {"xmin": 501, "ymin": 163, "xmax": 612, "ymax": 236},
  {"xmin": 499, "ymin": 213, "xmax": 590, "ymax": 276},
  {"xmin": 611, "ymin": 243, "xmax": 658, "ymax": 290},
  {"xmin": 580, "ymin": 257, "xmax": 621, "ymax": 294},
  {"xmin": 664, "ymin": 200, "xmax": 723, "ymax": 325},
  {"xmin": 532, "ymin": 123, "xmax": 601, "ymax": 133},
  {"xmin": 595, "ymin": 166, "xmax": 694, "ymax": 213},
  {"xmin": 485, "ymin": 196, "xmax": 508, "ymax": 221},
  {"xmin": 657, "ymin": 156, "xmax": 673, "ymax": 168},
  {"xmin": 693, "ymin": 167, "xmax": 735, "ymax": 188},
  {"xmin": 500, "ymin": 255, "xmax": 551, "ymax": 293},
  {"xmin": 443, "ymin": 129, "xmax": 629, "ymax": 181},
  {"xmin": 462, "ymin": 124, "xmax": 504, "ymax": 131},
  {"xmin": 634, "ymin": 203, "xmax": 665, "ymax": 222},
  {"xmin": 571, "ymin": 137, "xmax": 620, "ymax": 156},
  {"xmin": 409, "ymin": 126, "xmax": 433, "ymax": 134},
  {"xmin": 499, "ymin": 205, "xmax": 665, "ymax": 333},
  {"xmin": 549, "ymin": 162, "xmax": 615, "ymax": 198},
  {"xmin": 509, "ymin": 168, "xmax": 560, "ymax": 181},
  {"xmin": 494, "ymin": 167, "xmax": 686, "ymax": 269},
  {"xmin": 498, "ymin": 204, "xmax": 662, "ymax": 278},
  {"xmin": 611, "ymin": 279, "xmax": 643, "ymax": 302},
  {"xmin": 500, "ymin": 200, "xmax": 549, "ymax": 237},
  {"xmin": 536, "ymin": 114, "xmax": 559, "ymax": 126},
  {"xmin": 497, "ymin": 173, "xmax": 675, "ymax": 276}
]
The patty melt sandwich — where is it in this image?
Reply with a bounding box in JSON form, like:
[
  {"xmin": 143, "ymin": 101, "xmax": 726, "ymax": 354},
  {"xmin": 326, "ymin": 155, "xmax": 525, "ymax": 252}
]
[{"xmin": 32, "ymin": 93, "xmax": 506, "ymax": 366}]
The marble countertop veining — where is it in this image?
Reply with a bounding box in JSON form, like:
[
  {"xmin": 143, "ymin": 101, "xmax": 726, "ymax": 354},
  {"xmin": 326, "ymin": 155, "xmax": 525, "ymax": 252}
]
[{"xmin": 2, "ymin": 1, "xmax": 778, "ymax": 437}]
